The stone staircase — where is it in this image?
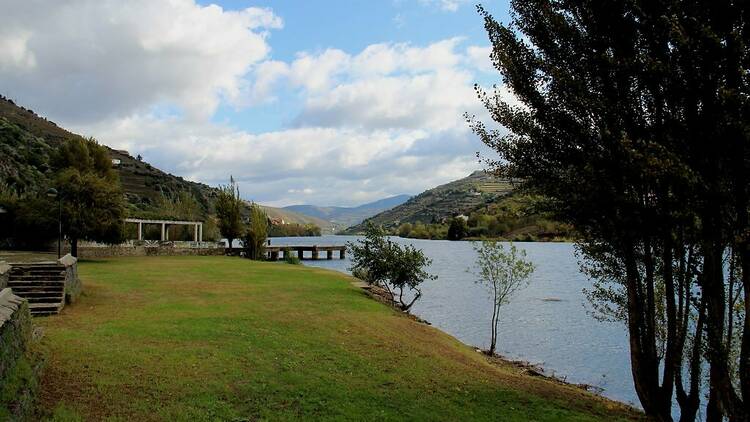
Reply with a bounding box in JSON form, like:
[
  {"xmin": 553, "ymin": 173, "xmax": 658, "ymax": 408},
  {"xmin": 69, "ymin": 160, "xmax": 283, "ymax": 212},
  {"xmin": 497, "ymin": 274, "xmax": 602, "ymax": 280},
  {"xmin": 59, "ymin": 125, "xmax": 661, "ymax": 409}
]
[{"xmin": 7, "ymin": 262, "xmax": 66, "ymax": 316}]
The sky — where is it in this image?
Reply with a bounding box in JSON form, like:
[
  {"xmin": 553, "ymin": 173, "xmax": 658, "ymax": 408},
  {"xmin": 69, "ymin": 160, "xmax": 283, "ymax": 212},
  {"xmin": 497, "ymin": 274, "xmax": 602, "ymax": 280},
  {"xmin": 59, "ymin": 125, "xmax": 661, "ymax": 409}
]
[{"xmin": 0, "ymin": 0, "xmax": 512, "ymax": 207}]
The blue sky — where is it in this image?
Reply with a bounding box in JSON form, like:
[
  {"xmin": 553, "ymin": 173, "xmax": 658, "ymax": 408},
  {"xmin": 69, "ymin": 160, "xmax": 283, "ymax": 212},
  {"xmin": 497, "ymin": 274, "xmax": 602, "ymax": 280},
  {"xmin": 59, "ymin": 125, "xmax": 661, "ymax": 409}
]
[{"xmin": 1, "ymin": 0, "xmax": 512, "ymax": 207}]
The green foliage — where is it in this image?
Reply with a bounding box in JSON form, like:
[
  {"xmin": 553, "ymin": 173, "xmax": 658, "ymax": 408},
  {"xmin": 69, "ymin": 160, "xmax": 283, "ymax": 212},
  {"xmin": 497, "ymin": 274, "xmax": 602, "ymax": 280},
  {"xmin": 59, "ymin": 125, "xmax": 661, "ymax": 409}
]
[
  {"xmin": 201, "ymin": 215, "xmax": 221, "ymax": 242},
  {"xmin": 0, "ymin": 184, "xmax": 58, "ymax": 249},
  {"xmin": 269, "ymin": 222, "xmax": 321, "ymax": 237},
  {"xmin": 215, "ymin": 178, "xmax": 244, "ymax": 247},
  {"xmin": 0, "ymin": 118, "xmax": 54, "ymax": 195},
  {"xmin": 52, "ymin": 138, "xmax": 125, "ymax": 255},
  {"xmin": 473, "ymin": 2, "xmax": 749, "ymax": 418},
  {"xmin": 392, "ymin": 193, "xmax": 574, "ymax": 241},
  {"xmin": 283, "ymin": 248, "xmax": 301, "ymax": 265},
  {"xmin": 470, "ymin": 241, "xmax": 534, "ymax": 355},
  {"xmin": 348, "ymin": 223, "xmax": 436, "ymax": 311},
  {"xmin": 447, "ymin": 217, "xmax": 468, "ymax": 240},
  {"xmin": 243, "ymin": 203, "xmax": 268, "ymax": 260}
]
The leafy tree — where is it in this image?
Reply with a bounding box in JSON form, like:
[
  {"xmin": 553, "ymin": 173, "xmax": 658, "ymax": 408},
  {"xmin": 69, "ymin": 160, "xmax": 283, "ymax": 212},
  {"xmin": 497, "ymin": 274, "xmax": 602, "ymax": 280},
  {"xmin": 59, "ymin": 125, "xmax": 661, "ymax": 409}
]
[
  {"xmin": 243, "ymin": 203, "xmax": 268, "ymax": 260},
  {"xmin": 470, "ymin": 241, "xmax": 534, "ymax": 355},
  {"xmin": 215, "ymin": 178, "xmax": 244, "ymax": 248},
  {"xmin": 447, "ymin": 217, "xmax": 468, "ymax": 240},
  {"xmin": 397, "ymin": 223, "xmax": 412, "ymax": 238},
  {"xmin": 53, "ymin": 138, "xmax": 125, "ymax": 256},
  {"xmin": 472, "ymin": 2, "xmax": 748, "ymax": 420},
  {"xmin": 0, "ymin": 188, "xmax": 56, "ymax": 249},
  {"xmin": 348, "ymin": 223, "xmax": 436, "ymax": 311}
]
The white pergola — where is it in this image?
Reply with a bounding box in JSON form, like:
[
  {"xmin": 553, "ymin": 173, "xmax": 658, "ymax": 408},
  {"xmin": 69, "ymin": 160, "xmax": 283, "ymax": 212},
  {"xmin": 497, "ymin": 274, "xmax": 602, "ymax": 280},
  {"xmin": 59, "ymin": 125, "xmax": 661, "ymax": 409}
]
[{"xmin": 125, "ymin": 218, "xmax": 203, "ymax": 242}]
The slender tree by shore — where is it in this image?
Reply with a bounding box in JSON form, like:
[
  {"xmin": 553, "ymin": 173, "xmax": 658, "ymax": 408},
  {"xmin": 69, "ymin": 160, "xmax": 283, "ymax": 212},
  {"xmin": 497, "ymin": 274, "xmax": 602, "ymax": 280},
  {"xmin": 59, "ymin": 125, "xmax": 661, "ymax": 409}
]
[{"xmin": 470, "ymin": 241, "xmax": 534, "ymax": 356}]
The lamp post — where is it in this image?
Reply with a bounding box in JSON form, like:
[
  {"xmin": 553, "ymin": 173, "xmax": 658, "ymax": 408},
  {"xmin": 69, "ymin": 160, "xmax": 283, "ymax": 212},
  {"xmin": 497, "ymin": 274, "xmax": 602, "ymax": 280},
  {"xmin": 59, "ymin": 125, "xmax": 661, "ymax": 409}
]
[{"xmin": 46, "ymin": 188, "xmax": 62, "ymax": 259}]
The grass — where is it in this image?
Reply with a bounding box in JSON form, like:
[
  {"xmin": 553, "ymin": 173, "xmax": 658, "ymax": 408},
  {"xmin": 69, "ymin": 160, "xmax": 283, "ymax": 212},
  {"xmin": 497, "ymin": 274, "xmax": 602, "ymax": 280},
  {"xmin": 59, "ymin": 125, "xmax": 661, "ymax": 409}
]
[{"xmin": 35, "ymin": 256, "xmax": 642, "ymax": 421}]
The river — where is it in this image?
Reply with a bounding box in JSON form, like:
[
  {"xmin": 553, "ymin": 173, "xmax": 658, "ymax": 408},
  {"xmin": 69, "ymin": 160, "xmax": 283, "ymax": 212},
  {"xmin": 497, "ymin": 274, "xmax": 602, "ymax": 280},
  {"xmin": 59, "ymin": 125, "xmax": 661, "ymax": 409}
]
[{"xmin": 268, "ymin": 235, "xmax": 639, "ymax": 408}]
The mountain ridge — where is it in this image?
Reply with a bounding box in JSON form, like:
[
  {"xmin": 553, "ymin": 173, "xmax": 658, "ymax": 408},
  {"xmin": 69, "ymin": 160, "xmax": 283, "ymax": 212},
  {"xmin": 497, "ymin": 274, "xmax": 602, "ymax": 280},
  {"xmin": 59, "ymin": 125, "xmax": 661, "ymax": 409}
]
[
  {"xmin": 283, "ymin": 194, "xmax": 411, "ymax": 231},
  {"xmin": 343, "ymin": 171, "xmax": 514, "ymax": 233}
]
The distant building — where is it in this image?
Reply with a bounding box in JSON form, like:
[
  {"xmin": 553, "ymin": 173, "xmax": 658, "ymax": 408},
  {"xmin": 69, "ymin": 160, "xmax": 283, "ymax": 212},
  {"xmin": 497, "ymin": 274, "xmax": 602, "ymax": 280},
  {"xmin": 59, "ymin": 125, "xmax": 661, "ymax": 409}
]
[
  {"xmin": 455, "ymin": 214, "xmax": 469, "ymax": 222},
  {"xmin": 269, "ymin": 217, "xmax": 285, "ymax": 226},
  {"xmin": 111, "ymin": 158, "xmax": 121, "ymax": 166}
]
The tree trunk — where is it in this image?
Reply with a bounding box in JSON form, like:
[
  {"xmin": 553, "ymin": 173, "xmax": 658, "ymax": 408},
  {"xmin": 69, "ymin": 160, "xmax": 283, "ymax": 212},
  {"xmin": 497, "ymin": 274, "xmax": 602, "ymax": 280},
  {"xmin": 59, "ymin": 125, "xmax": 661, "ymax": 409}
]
[
  {"xmin": 623, "ymin": 243, "xmax": 671, "ymax": 421},
  {"xmin": 489, "ymin": 285, "xmax": 499, "ymax": 356},
  {"xmin": 70, "ymin": 238, "xmax": 78, "ymax": 257},
  {"xmin": 706, "ymin": 388, "xmax": 721, "ymax": 422}
]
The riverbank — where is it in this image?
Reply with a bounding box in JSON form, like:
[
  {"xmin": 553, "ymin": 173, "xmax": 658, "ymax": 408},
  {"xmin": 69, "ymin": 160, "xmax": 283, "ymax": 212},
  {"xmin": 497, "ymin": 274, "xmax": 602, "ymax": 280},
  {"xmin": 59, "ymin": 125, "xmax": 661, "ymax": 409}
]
[{"xmin": 35, "ymin": 256, "xmax": 642, "ymax": 420}]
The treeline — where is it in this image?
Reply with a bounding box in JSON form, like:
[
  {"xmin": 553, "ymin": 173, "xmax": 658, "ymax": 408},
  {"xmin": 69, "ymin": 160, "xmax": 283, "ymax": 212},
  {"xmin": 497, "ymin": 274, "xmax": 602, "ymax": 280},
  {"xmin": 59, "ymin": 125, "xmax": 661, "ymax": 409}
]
[
  {"xmin": 269, "ymin": 223, "xmax": 321, "ymax": 237},
  {"xmin": 394, "ymin": 194, "xmax": 574, "ymax": 241}
]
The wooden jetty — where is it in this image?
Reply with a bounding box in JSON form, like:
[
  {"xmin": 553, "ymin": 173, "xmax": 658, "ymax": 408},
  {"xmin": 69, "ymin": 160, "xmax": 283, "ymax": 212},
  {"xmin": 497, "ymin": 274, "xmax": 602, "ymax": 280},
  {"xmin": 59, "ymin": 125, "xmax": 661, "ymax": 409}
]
[
  {"xmin": 226, "ymin": 245, "xmax": 346, "ymax": 260},
  {"xmin": 267, "ymin": 245, "xmax": 346, "ymax": 260}
]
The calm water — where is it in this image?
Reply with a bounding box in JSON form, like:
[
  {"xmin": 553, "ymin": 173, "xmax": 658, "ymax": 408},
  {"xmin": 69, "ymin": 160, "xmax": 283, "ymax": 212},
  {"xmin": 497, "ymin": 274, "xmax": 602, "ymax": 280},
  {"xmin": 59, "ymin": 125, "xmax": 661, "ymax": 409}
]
[{"xmin": 269, "ymin": 235, "xmax": 638, "ymax": 407}]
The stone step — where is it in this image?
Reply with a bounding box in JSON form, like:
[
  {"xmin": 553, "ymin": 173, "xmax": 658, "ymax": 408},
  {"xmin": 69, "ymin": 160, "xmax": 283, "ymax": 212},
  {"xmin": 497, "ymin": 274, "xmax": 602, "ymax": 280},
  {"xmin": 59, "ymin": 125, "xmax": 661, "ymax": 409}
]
[
  {"xmin": 25, "ymin": 296, "xmax": 64, "ymax": 303},
  {"xmin": 11, "ymin": 287, "xmax": 65, "ymax": 297},
  {"xmin": 9, "ymin": 287, "xmax": 64, "ymax": 294},
  {"xmin": 28, "ymin": 302, "xmax": 63, "ymax": 316},
  {"xmin": 8, "ymin": 285, "xmax": 65, "ymax": 293},
  {"xmin": 10, "ymin": 265, "xmax": 64, "ymax": 271},
  {"xmin": 9, "ymin": 275, "xmax": 66, "ymax": 282},
  {"xmin": 8, "ymin": 280, "xmax": 65, "ymax": 287},
  {"xmin": 8, "ymin": 271, "xmax": 65, "ymax": 277},
  {"xmin": 10, "ymin": 290, "xmax": 65, "ymax": 297}
]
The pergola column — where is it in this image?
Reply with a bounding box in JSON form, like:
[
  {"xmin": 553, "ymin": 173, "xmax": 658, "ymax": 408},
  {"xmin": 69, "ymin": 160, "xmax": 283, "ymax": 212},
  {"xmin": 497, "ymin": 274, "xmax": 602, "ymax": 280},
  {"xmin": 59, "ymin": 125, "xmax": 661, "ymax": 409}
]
[
  {"xmin": 199, "ymin": 223, "xmax": 203, "ymax": 242},
  {"xmin": 194, "ymin": 224, "xmax": 199, "ymax": 242},
  {"xmin": 138, "ymin": 222, "xmax": 143, "ymax": 241},
  {"xmin": 161, "ymin": 223, "xmax": 166, "ymax": 241}
]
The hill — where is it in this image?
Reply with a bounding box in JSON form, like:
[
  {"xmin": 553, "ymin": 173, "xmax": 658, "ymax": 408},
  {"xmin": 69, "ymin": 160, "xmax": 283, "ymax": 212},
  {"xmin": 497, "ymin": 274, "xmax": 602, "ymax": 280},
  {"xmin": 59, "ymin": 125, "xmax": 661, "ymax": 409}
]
[
  {"xmin": 283, "ymin": 194, "xmax": 411, "ymax": 231},
  {"xmin": 344, "ymin": 171, "xmax": 513, "ymax": 233},
  {"xmin": 0, "ymin": 95, "xmax": 331, "ymax": 231},
  {"xmin": 0, "ymin": 95, "xmax": 216, "ymax": 214},
  {"xmin": 260, "ymin": 205, "xmax": 335, "ymax": 234}
]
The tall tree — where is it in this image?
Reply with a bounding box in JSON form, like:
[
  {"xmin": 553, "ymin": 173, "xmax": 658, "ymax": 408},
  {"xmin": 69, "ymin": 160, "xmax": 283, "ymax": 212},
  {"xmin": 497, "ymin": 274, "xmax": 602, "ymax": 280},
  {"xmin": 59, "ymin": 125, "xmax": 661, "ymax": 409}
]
[
  {"xmin": 244, "ymin": 203, "xmax": 268, "ymax": 260},
  {"xmin": 52, "ymin": 137, "xmax": 125, "ymax": 256},
  {"xmin": 215, "ymin": 177, "xmax": 244, "ymax": 249},
  {"xmin": 471, "ymin": 1, "xmax": 748, "ymax": 420}
]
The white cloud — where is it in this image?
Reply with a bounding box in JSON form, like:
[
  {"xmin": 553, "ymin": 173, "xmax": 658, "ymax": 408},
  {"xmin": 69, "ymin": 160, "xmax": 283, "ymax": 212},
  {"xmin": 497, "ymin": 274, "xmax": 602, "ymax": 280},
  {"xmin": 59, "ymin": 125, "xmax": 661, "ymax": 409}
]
[
  {"xmin": 251, "ymin": 38, "xmax": 487, "ymax": 132},
  {"xmin": 69, "ymin": 113, "xmax": 483, "ymax": 206},
  {"xmin": 1, "ymin": 1, "xmax": 502, "ymax": 206},
  {"xmin": 466, "ymin": 46, "xmax": 494, "ymax": 73},
  {"xmin": 0, "ymin": 0, "xmax": 281, "ymax": 123}
]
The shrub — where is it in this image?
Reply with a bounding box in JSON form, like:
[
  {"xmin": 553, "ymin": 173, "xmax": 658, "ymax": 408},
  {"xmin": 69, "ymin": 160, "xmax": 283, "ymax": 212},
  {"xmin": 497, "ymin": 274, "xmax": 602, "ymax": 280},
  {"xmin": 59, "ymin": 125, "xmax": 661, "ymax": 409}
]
[{"xmin": 347, "ymin": 223, "xmax": 436, "ymax": 311}]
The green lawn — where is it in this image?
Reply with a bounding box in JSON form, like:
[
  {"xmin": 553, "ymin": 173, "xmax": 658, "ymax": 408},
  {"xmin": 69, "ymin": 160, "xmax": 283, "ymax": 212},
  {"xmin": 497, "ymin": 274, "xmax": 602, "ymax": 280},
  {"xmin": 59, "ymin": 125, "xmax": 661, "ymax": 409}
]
[{"xmin": 36, "ymin": 256, "xmax": 641, "ymax": 421}]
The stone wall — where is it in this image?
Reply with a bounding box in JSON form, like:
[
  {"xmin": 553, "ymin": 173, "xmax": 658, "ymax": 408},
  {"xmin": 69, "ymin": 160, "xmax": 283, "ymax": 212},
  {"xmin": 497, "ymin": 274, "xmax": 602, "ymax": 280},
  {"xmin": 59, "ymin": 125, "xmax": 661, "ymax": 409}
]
[
  {"xmin": 70, "ymin": 245, "xmax": 226, "ymax": 258},
  {"xmin": 0, "ymin": 288, "xmax": 39, "ymax": 421}
]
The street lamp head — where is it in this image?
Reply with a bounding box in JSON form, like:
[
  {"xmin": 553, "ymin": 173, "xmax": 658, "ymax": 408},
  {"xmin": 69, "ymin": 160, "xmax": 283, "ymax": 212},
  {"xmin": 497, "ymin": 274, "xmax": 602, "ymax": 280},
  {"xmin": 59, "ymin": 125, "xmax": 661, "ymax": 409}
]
[{"xmin": 46, "ymin": 188, "xmax": 58, "ymax": 198}]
